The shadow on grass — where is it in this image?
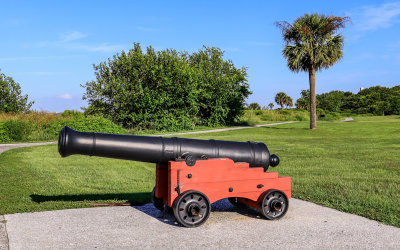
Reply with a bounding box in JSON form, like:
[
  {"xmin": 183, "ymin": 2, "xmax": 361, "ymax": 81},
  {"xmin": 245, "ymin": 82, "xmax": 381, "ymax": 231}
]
[{"xmin": 30, "ymin": 192, "xmax": 151, "ymax": 205}]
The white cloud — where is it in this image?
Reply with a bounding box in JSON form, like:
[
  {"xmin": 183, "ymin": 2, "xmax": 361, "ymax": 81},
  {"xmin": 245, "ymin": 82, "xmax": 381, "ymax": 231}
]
[
  {"xmin": 67, "ymin": 43, "xmax": 127, "ymax": 52},
  {"xmin": 22, "ymin": 31, "xmax": 127, "ymax": 53},
  {"xmin": 60, "ymin": 31, "xmax": 88, "ymax": 42},
  {"xmin": 352, "ymin": 2, "xmax": 400, "ymax": 31},
  {"xmin": 58, "ymin": 93, "xmax": 72, "ymax": 100},
  {"xmin": 23, "ymin": 40, "xmax": 127, "ymax": 53}
]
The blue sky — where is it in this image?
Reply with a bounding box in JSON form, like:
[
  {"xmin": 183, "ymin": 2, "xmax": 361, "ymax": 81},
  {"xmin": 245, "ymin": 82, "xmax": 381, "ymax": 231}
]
[{"xmin": 1, "ymin": 0, "xmax": 400, "ymax": 112}]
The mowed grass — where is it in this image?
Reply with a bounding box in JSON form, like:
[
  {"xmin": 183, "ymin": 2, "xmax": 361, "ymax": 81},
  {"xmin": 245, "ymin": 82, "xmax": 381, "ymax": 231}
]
[
  {"xmin": 188, "ymin": 116, "xmax": 400, "ymax": 227},
  {"xmin": 0, "ymin": 146, "xmax": 155, "ymax": 214},
  {"xmin": 0, "ymin": 116, "xmax": 399, "ymax": 227}
]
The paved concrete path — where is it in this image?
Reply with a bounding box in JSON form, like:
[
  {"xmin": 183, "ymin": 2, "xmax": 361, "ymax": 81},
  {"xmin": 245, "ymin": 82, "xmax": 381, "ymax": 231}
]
[
  {"xmin": 0, "ymin": 215, "xmax": 7, "ymax": 250},
  {"xmin": 4, "ymin": 199, "xmax": 400, "ymax": 249},
  {"xmin": 0, "ymin": 142, "xmax": 57, "ymax": 155},
  {"xmin": 158, "ymin": 121, "xmax": 296, "ymax": 136},
  {"xmin": 342, "ymin": 117, "xmax": 354, "ymax": 122}
]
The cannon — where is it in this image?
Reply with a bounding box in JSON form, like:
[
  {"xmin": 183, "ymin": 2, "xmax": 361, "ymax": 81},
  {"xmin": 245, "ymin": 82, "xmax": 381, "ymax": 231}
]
[{"xmin": 58, "ymin": 126, "xmax": 291, "ymax": 227}]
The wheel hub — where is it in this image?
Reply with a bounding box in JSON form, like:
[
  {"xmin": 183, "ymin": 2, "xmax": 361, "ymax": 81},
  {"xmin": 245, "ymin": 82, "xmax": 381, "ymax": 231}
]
[
  {"xmin": 187, "ymin": 203, "xmax": 201, "ymax": 217},
  {"xmin": 271, "ymin": 200, "xmax": 283, "ymax": 211}
]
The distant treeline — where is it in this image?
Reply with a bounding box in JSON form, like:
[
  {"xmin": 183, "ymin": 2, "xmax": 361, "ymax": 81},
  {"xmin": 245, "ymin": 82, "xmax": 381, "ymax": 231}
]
[{"xmin": 295, "ymin": 85, "xmax": 400, "ymax": 115}]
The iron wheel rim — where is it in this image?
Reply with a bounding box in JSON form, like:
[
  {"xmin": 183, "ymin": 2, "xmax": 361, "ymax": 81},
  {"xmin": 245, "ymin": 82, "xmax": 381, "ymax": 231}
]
[
  {"xmin": 260, "ymin": 190, "xmax": 289, "ymax": 220},
  {"xmin": 173, "ymin": 190, "xmax": 210, "ymax": 227}
]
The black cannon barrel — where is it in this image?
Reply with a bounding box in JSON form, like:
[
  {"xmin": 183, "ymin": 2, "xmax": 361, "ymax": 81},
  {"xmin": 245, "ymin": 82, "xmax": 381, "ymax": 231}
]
[{"xmin": 58, "ymin": 126, "xmax": 279, "ymax": 171}]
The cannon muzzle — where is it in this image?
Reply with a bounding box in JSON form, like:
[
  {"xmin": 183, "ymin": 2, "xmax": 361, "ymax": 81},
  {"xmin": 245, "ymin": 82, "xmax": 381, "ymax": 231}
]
[{"xmin": 58, "ymin": 126, "xmax": 279, "ymax": 171}]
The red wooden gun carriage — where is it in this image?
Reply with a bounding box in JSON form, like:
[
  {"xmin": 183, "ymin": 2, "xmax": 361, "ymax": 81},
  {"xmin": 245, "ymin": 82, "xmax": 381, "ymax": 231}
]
[{"xmin": 59, "ymin": 126, "xmax": 291, "ymax": 227}]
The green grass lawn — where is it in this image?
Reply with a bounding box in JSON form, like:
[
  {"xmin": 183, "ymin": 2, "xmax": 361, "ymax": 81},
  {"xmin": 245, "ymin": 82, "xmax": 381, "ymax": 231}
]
[{"xmin": 0, "ymin": 116, "xmax": 399, "ymax": 227}]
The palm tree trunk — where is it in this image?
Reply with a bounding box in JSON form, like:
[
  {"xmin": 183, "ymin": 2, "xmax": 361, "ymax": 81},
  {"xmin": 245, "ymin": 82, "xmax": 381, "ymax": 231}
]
[{"xmin": 309, "ymin": 66, "xmax": 317, "ymax": 129}]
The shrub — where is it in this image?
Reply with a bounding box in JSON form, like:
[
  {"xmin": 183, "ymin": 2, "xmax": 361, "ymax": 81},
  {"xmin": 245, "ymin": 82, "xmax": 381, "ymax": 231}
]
[
  {"xmin": 294, "ymin": 114, "xmax": 308, "ymax": 121},
  {"xmin": 239, "ymin": 109, "xmax": 309, "ymax": 124},
  {"xmin": 317, "ymin": 108, "xmax": 326, "ymax": 118},
  {"xmin": 82, "ymin": 44, "xmax": 251, "ymax": 130},
  {"xmin": 279, "ymin": 109, "xmax": 291, "ymax": 116},
  {"xmin": 317, "ymin": 109, "xmax": 342, "ymax": 121},
  {"xmin": 2, "ymin": 119, "xmax": 35, "ymax": 141},
  {"xmin": 0, "ymin": 122, "xmax": 10, "ymax": 143},
  {"xmin": 61, "ymin": 110, "xmax": 84, "ymax": 118},
  {"xmin": 44, "ymin": 116, "xmax": 127, "ymax": 138},
  {"xmin": 0, "ymin": 112, "xmax": 127, "ymax": 142}
]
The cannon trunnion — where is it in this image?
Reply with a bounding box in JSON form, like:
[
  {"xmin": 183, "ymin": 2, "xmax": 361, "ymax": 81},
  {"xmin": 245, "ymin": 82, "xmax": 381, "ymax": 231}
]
[{"xmin": 58, "ymin": 126, "xmax": 291, "ymax": 227}]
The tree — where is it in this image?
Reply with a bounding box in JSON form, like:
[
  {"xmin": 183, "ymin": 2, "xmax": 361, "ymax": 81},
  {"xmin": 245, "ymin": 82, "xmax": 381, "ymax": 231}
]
[
  {"xmin": 285, "ymin": 95, "xmax": 293, "ymax": 108},
  {"xmin": 275, "ymin": 92, "xmax": 287, "ymax": 109},
  {"xmin": 82, "ymin": 43, "xmax": 250, "ymax": 130},
  {"xmin": 0, "ymin": 70, "xmax": 34, "ymax": 113},
  {"xmin": 276, "ymin": 14, "xmax": 349, "ymax": 129},
  {"xmin": 299, "ymin": 85, "xmax": 400, "ymax": 115},
  {"xmin": 354, "ymin": 86, "xmax": 400, "ymax": 115},
  {"xmin": 317, "ymin": 90, "xmax": 353, "ymax": 112},
  {"xmin": 317, "ymin": 91, "xmax": 343, "ymax": 112},
  {"xmin": 248, "ymin": 102, "xmax": 261, "ymax": 110},
  {"xmin": 295, "ymin": 89, "xmax": 310, "ymax": 110},
  {"xmin": 268, "ymin": 102, "xmax": 274, "ymax": 110},
  {"xmin": 188, "ymin": 47, "xmax": 251, "ymax": 125}
]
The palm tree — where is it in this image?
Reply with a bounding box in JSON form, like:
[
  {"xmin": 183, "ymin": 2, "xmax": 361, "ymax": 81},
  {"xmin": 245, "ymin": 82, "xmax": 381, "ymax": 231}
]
[
  {"xmin": 276, "ymin": 14, "xmax": 349, "ymax": 129},
  {"xmin": 248, "ymin": 102, "xmax": 261, "ymax": 110},
  {"xmin": 285, "ymin": 96, "xmax": 293, "ymax": 108},
  {"xmin": 268, "ymin": 102, "xmax": 274, "ymax": 110},
  {"xmin": 275, "ymin": 92, "xmax": 287, "ymax": 109}
]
